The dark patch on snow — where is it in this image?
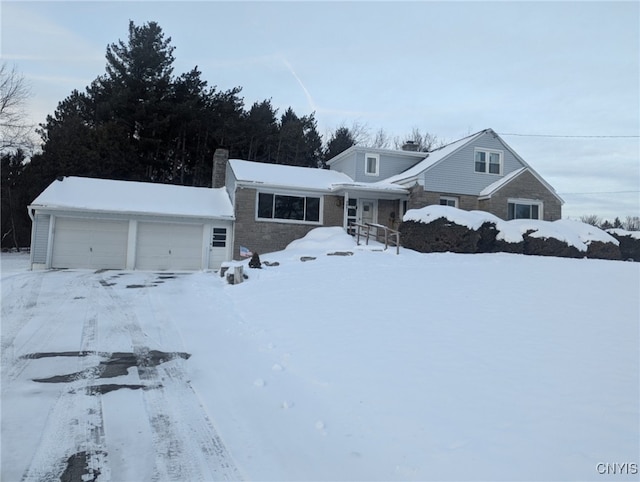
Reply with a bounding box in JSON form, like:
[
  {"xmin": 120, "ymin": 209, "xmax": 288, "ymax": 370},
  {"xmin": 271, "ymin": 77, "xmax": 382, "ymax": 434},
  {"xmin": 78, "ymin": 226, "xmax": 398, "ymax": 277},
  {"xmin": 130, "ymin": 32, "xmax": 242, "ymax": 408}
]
[
  {"xmin": 125, "ymin": 284, "xmax": 152, "ymax": 289},
  {"xmin": 30, "ymin": 350, "xmax": 191, "ymax": 384},
  {"xmin": 99, "ymin": 280, "xmax": 115, "ymax": 287},
  {"xmin": 60, "ymin": 451, "xmax": 101, "ymax": 482},
  {"xmin": 73, "ymin": 296, "xmax": 85, "ymax": 300},
  {"xmin": 86, "ymin": 383, "xmax": 151, "ymax": 395}
]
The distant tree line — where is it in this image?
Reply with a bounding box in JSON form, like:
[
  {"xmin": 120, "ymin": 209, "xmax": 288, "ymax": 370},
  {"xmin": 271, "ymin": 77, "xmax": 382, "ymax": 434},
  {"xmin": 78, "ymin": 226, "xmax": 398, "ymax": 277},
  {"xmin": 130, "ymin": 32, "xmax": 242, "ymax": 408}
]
[
  {"xmin": 579, "ymin": 214, "xmax": 640, "ymax": 231},
  {"xmin": 0, "ymin": 20, "xmax": 441, "ymax": 250}
]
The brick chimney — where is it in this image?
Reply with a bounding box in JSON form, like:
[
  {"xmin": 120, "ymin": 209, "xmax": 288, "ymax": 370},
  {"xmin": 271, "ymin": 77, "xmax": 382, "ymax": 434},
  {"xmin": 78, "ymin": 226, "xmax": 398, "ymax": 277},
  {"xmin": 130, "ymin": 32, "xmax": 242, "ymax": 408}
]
[
  {"xmin": 402, "ymin": 140, "xmax": 419, "ymax": 152},
  {"xmin": 212, "ymin": 148, "xmax": 229, "ymax": 188}
]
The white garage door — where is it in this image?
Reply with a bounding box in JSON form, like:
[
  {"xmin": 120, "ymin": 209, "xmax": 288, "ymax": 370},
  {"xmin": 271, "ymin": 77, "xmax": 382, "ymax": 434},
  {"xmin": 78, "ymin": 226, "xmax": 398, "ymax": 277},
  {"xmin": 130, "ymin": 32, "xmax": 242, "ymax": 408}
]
[
  {"xmin": 52, "ymin": 217, "xmax": 129, "ymax": 269},
  {"xmin": 136, "ymin": 222, "xmax": 203, "ymax": 270}
]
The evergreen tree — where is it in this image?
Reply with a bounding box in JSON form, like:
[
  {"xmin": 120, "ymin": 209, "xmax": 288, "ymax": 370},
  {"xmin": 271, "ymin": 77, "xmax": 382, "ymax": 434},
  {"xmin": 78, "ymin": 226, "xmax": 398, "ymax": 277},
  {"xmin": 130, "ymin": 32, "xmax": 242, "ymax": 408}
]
[
  {"xmin": 242, "ymin": 100, "xmax": 279, "ymax": 163},
  {"xmin": 323, "ymin": 126, "xmax": 356, "ymax": 166},
  {"xmin": 1, "ymin": 150, "xmax": 30, "ymax": 249},
  {"xmin": 92, "ymin": 20, "xmax": 177, "ymax": 180}
]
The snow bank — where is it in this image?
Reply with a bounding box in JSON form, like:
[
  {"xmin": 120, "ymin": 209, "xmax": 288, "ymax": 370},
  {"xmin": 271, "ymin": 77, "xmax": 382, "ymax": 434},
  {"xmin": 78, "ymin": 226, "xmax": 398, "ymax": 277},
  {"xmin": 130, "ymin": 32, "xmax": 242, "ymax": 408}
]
[
  {"xmin": 608, "ymin": 228, "xmax": 640, "ymax": 239},
  {"xmin": 284, "ymin": 227, "xmax": 357, "ymax": 252},
  {"xmin": 403, "ymin": 205, "xmax": 619, "ymax": 252}
]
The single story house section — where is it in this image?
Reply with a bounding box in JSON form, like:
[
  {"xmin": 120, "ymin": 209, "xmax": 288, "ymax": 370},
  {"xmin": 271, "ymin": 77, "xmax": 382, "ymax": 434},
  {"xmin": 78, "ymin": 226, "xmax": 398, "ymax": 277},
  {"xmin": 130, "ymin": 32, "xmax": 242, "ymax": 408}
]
[
  {"xmin": 222, "ymin": 158, "xmax": 407, "ymax": 258},
  {"xmin": 28, "ymin": 177, "xmax": 234, "ymax": 271}
]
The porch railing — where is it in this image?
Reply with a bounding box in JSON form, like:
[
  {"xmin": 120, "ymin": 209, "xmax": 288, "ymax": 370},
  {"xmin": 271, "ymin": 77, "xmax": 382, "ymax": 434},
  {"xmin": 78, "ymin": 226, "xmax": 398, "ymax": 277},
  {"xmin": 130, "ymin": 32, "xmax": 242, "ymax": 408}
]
[{"xmin": 353, "ymin": 223, "xmax": 400, "ymax": 255}]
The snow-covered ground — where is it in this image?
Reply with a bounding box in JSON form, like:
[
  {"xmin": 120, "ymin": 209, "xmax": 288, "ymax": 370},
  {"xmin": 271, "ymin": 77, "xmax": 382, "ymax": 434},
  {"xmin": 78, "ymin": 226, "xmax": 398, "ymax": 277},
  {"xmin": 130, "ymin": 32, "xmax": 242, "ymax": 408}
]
[{"xmin": 1, "ymin": 231, "xmax": 639, "ymax": 481}]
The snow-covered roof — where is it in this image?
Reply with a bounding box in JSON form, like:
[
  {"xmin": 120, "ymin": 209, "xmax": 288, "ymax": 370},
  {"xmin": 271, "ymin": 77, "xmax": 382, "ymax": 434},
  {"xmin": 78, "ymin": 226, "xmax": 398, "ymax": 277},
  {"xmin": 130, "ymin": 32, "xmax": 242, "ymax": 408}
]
[
  {"xmin": 29, "ymin": 176, "xmax": 234, "ymax": 219},
  {"xmin": 479, "ymin": 167, "xmax": 527, "ymax": 197},
  {"xmin": 382, "ymin": 130, "xmax": 486, "ymax": 185},
  {"xmin": 229, "ymin": 159, "xmax": 353, "ymax": 191},
  {"xmin": 325, "ymin": 144, "xmax": 428, "ymax": 166},
  {"xmin": 229, "ymin": 159, "xmax": 407, "ymax": 195}
]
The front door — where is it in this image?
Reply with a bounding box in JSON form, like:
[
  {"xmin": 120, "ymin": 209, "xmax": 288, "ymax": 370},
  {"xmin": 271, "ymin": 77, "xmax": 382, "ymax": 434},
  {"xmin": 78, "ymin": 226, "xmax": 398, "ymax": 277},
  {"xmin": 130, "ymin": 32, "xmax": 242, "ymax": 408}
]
[{"xmin": 359, "ymin": 199, "xmax": 376, "ymax": 226}]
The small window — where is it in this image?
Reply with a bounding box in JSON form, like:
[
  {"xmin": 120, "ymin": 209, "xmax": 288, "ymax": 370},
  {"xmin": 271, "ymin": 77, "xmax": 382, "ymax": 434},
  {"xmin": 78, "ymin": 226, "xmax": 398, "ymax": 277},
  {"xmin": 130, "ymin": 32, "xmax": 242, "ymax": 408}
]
[
  {"xmin": 212, "ymin": 228, "xmax": 227, "ymax": 247},
  {"xmin": 365, "ymin": 153, "xmax": 379, "ymax": 176},
  {"xmin": 475, "ymin": 149, "xmax": 502, "ymax": 175},
  {"xmin": 508, "ymin": 200, "xmax": 542, "ymax": 220},
  {"xmin": 439, "ymin": 196, "xmax": 458, "ymax": 208}
]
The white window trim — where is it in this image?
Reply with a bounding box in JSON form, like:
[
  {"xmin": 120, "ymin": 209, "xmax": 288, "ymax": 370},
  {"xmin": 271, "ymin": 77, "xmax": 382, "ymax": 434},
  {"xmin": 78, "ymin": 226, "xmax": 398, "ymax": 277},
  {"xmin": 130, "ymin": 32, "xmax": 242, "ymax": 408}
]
[
  {"xmin": 255, "ymin": 190, "xmax": 324, "ymax": 225},
  {"xmin": 474, "ymin": 148, "xmax": 503, "ymax": 175},
  {"xmin": 507, "ymin": 198, "xmax": 543, "ymax": 220},
  {"xmin": 439, "ymin": 196, "xmax": 459, "ymax": 208},
  {"xmin": 364, "ymin": 153, "xmax": 380, "ymax": 176}
]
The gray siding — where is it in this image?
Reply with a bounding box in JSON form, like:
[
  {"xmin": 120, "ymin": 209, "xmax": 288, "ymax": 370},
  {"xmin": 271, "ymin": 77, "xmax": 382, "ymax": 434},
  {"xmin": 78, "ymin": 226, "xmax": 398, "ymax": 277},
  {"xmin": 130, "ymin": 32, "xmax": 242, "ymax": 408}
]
[
  {"xmin": 329, "ymin": 155, "xmax": 357, "ymax": 180},
  {"xmin": 32, "ymin": 214, "xmax": 50, "ymax": 264},
  {"xmin": 421, "ymin": 131, "xmax": 526, "ymax": 195},
  {"xmin": 331, "ymin": 148, "xmax": 425, "ymax": 183}
]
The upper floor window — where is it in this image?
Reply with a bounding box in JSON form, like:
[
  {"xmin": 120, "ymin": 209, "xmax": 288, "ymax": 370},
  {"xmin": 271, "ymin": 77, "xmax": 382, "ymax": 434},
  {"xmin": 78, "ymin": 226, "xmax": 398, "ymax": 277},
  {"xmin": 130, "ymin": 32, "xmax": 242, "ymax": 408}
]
[
  {"xmin": 474, "ymin": 149, "xmax": 502, "ymax": 175},
  {"xmin": 365, "ymin": 153, "xmax": 380, "ymax": 176},
  {"xmin": 257, "ymin": 192, "xmax": 321, "ymax": 223},
  {"xmin": 508, "ymin": 199, "xmax": 542, "ymax": 220}
]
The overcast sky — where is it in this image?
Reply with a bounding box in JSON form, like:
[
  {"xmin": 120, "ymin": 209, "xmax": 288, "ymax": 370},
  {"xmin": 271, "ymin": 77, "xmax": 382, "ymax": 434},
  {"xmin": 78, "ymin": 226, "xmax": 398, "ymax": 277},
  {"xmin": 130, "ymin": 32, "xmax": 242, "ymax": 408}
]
[{"xmin": 3, "ymin": 1, "xmax": 639, "ymax": 220}]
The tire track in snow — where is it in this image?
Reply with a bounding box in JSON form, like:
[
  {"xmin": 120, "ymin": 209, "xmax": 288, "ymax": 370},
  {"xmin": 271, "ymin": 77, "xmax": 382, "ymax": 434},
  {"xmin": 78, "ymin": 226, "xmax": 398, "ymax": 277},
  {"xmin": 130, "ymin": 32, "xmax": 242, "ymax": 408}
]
[
  {"xmin": 98, "ymin": 274, "xmax": 243, "ymax": 481},
  {"xmin": 2, "ymin": 271, "xmax": 94, "ymax": 386},
  {"xmin": 20, "ymin": 275, "xmax": 110, "ymax": 482}
]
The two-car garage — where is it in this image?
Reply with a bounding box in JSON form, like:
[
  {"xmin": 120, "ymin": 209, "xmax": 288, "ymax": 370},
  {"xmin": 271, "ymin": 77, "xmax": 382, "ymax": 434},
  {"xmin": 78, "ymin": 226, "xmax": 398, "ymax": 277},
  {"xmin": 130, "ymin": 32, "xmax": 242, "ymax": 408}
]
[{"xmin": 29, "ymin": 177, "xmax": 235, "ymax": 271}]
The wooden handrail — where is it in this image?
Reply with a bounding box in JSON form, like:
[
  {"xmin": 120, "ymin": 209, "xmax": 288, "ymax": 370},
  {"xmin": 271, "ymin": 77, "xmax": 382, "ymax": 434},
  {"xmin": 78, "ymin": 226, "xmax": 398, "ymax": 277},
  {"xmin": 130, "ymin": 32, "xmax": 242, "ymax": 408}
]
[{"xmin": 353, "ymin": 222, "xmax": 400, "ymax": 254}]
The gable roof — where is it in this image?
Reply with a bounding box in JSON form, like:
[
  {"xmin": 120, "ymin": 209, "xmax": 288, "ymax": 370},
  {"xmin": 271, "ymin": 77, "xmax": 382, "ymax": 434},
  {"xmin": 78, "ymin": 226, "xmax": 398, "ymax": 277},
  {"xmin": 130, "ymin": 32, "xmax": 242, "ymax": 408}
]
[
  {"xmin": 29, "ymin": 176, "xmax": 235, "ymax": 219},
  {"xmin": 381, "ymin": 130, "xmax": 487, "ymax": 185},
  {"xmin": 229, "ymin": 159, "xmax": 407, "ymax": 195},
  {"xmin": 478, "ymin": 167, "xmax": 565, "ymax": 204}
]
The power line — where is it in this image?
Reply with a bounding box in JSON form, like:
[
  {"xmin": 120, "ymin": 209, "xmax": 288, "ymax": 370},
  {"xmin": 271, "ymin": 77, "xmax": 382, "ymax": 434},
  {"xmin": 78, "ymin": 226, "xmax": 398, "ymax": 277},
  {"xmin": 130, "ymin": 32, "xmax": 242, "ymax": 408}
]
[
  {"xmin": 560, "ymin": 190, "xmax": 640, "ymax": 195},
  {"xmin": 499, "ymin": 133, "xmax": 639, "ymax": 138}
]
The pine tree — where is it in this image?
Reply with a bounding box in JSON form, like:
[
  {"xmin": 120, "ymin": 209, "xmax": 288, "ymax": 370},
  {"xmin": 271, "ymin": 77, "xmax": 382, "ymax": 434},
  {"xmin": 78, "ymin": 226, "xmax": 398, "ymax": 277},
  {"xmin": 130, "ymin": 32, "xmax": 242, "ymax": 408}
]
[{"xmin": 323, "ymin": 126, "xmax": 356, "ymax": 165}]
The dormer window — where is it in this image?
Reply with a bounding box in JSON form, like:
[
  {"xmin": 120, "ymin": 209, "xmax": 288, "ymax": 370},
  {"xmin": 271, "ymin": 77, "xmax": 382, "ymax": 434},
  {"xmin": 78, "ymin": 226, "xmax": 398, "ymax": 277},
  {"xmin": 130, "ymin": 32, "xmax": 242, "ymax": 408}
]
[
  {"xmin": 365, "ymin": 153, "xmax": 380, "ymax": 176},
  {"xmin": 474, "ymin": 149, "xmax": 502, "ymax": 175}
]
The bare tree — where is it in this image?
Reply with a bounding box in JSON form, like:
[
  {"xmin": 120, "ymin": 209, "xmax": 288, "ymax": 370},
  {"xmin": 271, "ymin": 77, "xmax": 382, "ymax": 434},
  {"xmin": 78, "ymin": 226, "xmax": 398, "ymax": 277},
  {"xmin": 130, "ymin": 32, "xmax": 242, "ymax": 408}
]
[
  {"xmin": 371, "ymin": 127, "xmax": 392, "ymax": 149},
  {"xmin": 624, "ymin": 216, "xmax": 640, "ymax": 231},
  {"xmin": 0, "ymin": 63, "xmax": 35, "ymax": 154},
  {"xmin": 393, "ymin": 127, "xmax": 443, "ymax": 152},
  {"xmin": 579, "ymin": 214, "xmax": 602, "ymax": 227}
]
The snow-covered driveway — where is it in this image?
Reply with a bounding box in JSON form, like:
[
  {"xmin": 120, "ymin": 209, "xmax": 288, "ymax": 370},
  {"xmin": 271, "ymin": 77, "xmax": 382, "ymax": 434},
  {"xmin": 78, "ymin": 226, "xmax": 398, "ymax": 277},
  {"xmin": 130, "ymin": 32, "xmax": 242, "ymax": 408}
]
[
  {"xmin": 2, "ymin": 233, "xmax": 639, "ymax": 481},
  {"xmin": 1, "ymin": 261, "xmax": 241, "ymax": 481}
]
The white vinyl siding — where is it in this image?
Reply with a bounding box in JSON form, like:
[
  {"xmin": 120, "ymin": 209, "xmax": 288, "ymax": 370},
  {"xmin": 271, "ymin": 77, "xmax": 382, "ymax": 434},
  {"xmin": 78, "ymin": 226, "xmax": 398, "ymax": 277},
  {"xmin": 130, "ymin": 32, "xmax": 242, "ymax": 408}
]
[
  {"xmin": 31, "ymin": 214, "xmax": 50, "ymax": 264},
  {"xmin": 52, "ymin": 217, "xmax": 128, "ymax": 269}
]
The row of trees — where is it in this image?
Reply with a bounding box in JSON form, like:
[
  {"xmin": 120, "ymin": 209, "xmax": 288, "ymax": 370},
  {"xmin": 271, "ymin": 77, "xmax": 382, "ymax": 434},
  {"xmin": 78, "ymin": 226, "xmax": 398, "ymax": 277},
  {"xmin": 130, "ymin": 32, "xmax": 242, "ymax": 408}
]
[
  {"xmin": 579, "ymin": 214, "xmax": 640, "ymax": 231},
  {"xmin": 1, "ymin": 20, "xmax": 438, "ymax": 249}
]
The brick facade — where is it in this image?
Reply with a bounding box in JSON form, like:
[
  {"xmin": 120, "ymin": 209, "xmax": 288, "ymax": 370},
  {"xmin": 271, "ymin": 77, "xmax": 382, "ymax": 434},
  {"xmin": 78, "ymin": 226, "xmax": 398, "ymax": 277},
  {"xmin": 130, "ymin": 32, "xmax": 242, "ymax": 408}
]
[
  {"xmin": 408, "ymin": 171, "xmax": 562, "ymax": 222},
  {"xmin": 232, "ymin": 188, "xmax": 344, "ymax": 258},
  {"xmin": 408, "ymin": 184, "xmax": 479, "ymax": 212},
  {"xmin": 478, "ymin": 170, "xmax": 562, "ymax": 221}
]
